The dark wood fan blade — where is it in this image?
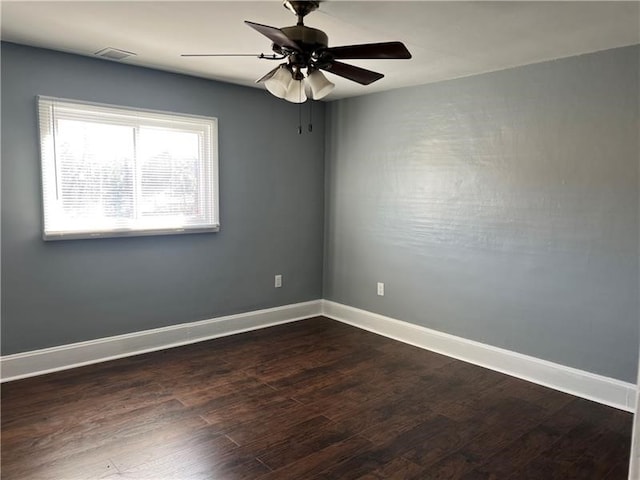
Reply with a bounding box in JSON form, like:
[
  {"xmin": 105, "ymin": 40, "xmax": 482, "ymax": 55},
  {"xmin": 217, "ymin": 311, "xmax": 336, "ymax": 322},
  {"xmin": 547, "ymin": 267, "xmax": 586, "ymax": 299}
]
[
  {"xmin": 245, "ymin": 21, "xmax": 301, "ymax": 51},
  {"xmin": 181, "ymin": 53, "xmax": 264, "ymax": 57},
  {"xmin": 323, "ymin": 41, "xmax": 411, "ymax": 60},
  {"xmin": 320, "ymin": 61, "xmax": 384, "ymax": 85}
]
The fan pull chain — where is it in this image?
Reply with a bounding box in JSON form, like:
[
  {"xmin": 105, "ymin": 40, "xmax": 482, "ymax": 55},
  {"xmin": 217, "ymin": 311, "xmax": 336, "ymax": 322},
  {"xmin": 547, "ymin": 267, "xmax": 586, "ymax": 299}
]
[
  {"xmin": 308, "ymin": 100, "xmax": 313, "ymax": 132},
  {"xmin": 298, "ymin": 101, "xmax": 302, "ymax": 134}
]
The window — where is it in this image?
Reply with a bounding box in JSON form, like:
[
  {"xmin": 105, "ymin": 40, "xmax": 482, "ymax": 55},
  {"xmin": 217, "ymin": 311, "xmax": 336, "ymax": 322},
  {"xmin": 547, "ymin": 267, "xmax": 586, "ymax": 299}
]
[{"xmin": 38, "ymin": 96, "xmax": 219, "ymax": 240}]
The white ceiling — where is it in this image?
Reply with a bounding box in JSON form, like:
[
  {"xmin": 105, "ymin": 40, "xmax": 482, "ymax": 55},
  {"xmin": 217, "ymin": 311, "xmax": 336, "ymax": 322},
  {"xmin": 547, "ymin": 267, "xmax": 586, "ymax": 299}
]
[{"xmin": 1, "ymin": 1, "xmax": 639, "ymax": 100}]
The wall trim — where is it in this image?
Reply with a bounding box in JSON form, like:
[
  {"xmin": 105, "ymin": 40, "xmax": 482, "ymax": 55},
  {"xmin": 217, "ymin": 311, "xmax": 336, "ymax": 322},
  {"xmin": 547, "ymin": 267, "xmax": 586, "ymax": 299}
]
[
  {"xmin": 2, "ymin": 298, "xmax": 635, "ymax": 412},
  {"xmin": 322, "ymin": 300, "xmax": 636, "ymax": 412},
  {"xmin": 0, "ymin": 300, "xmax": 323, "ymax": 382}
]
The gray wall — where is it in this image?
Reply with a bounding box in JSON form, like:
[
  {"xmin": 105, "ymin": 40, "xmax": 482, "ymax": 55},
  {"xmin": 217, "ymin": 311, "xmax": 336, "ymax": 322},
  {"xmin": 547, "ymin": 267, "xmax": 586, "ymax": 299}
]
[
  {"xmin": 3, "ymin": 41, "xmax": 638, "ymax": 385},
  {"xmin": 1, "ymin": 42, "xmax": 325, "ymax": 355},
  {"xmin": 324, "ymin": 46, "xmax": 639, "ymax": 382}
]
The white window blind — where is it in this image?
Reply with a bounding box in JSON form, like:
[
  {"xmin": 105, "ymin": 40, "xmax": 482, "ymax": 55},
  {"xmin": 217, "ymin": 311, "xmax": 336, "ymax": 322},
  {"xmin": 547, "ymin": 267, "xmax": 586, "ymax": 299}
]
[{"xmin": 38, "ymin": 96, "xmax": 219, "ymax": 240}]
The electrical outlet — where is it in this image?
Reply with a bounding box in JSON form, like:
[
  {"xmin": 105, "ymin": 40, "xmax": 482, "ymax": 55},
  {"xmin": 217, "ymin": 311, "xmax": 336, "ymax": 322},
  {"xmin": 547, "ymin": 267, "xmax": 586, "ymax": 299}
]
[
  {"xmin": 275, "ymin": 274, "xmax": 282, "ymax": 288},
  {"xmin": 377, "ymin": 282, "xmax": 384, "ymax": 296}
]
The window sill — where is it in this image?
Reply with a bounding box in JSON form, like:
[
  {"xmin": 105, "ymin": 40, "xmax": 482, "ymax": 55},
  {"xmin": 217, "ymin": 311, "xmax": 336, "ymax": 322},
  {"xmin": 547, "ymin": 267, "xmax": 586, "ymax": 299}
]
[{"xmin": 43, "ymin": 225, "xmax": 220, "ymax": 241}]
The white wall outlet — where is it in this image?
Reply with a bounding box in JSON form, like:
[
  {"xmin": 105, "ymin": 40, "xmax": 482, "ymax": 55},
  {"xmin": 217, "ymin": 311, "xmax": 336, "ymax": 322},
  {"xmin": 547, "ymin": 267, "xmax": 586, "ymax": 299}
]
[
  {"xmin": 275, "ymin": 274, "xmax": 282, "ymax": 288},
  {"xmin": 377, "ymin": 282, "xmax": 384, "ymax": 296}
]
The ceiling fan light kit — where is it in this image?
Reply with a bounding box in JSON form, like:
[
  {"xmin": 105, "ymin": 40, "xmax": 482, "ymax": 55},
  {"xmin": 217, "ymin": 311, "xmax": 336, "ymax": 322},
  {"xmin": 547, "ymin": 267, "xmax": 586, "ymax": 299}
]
[
  {"xmin": 263, "ymin": 64, "xmax": 334, "ymax": 101},
  {"xmin": 284, "ymin": 77, "xmax": 307, "ymax": 103},
  {"xmin": 182, "ymin": 0, "xmax": 411, "ymax": 103},
  {"xmin": 306, "ymin": 70, "xmax": 335, "ymax": 100},
  {"xmin": 264, "ymin": 64, "xmax": 293, "ymax": 98}
]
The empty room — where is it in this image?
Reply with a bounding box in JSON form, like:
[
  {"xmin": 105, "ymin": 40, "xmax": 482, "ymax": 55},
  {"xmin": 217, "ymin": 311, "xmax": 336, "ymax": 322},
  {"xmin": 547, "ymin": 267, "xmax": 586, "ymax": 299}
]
[{"xmin": 1, "ymin": 1, "xmax": 639, "ymax": 479}]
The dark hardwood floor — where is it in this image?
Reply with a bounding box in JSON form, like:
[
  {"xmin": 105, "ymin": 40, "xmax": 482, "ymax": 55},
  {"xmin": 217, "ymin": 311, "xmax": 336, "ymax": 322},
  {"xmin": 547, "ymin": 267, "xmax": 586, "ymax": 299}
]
[{"xmin": 1, "ymin": 317, "xmax": 632, "ymax": 479}]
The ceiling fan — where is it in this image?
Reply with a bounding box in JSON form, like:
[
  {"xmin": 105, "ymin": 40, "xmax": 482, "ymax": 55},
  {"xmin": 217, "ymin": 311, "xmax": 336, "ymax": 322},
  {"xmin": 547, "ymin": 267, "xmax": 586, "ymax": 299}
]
[{"xmin": 182, "ymin": 0, "xmax": 412, "ymax": 103}]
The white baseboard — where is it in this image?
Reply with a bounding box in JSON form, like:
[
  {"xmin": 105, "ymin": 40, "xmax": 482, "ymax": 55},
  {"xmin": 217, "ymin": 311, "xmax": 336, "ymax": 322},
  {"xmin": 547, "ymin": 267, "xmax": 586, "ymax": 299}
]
[
  {"xmin": 3, "ymin": 298, "xmax": 635, "ymax": 413},
  {"xmin": 0, "ymin": 300, "xmax": 323, "ymax": 382},
  {"xmin": 322, "ymin": 300, "xmax": 637, "ymax": 412}
]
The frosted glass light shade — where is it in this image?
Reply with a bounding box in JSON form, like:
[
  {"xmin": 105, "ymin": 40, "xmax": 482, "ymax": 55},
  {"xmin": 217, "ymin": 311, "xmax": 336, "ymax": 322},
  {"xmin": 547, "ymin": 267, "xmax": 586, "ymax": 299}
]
[
  {"xmin": 264, "ymin": 66, "xmax": 293, "ymax": 99},
  {"xmin": 307, "ymin": 70, "xmax": 335, "ymax": 100},
  {"xmin": 284, "ymin": 79, "xmax": 307, "ymax": 103}
]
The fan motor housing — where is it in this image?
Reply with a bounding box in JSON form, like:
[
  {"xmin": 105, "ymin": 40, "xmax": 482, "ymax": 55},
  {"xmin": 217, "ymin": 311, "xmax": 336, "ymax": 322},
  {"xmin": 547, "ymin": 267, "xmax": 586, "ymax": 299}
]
[{"xmin": 280, "ymin": 25, "xmax": 328, "ymax": 52}]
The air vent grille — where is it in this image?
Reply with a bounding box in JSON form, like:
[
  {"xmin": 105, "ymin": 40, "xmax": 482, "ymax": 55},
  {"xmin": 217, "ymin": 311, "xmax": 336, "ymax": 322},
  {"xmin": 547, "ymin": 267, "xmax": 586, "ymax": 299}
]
[{"xmin": 94, "ymin": 47, "xmax": 136, "ymax": 61}]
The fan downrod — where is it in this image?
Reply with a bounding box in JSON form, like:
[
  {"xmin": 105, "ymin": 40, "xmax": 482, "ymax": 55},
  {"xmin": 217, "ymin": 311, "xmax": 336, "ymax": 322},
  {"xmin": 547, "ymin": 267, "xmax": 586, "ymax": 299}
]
[{"xmin": 284, "ymin": 1, "xmax": 320, "ymax": 25}]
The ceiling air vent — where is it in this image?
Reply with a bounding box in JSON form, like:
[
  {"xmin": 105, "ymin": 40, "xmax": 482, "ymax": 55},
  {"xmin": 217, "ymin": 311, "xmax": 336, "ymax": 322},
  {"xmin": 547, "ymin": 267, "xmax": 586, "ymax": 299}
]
[{"xmin": 94, "ymin": 47, "xmax": 136, "ymax": 61}]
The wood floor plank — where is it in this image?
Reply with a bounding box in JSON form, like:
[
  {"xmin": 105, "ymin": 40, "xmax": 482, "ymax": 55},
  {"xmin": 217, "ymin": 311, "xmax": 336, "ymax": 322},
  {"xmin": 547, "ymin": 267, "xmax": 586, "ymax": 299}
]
[
  {"xmin": 111, "ymin": 427, "xmax": 267, "ymax": 480},
  {"xmin": 354, "ymin": 456, "xmax": 427, "ymax": 480},
  {"xmin": 255, "ymin": 416, "xmax": 356, "ymax": 470},
  {"xmin": 567, "ymin": 429, "xmax": 632, "ymax": 479},
  {"xmin": 488, "ymin": 375, "xmax": 576, "ymax": 413},
  {"xmin": 2, "ymin": 380, "xmax": 172, "ymax": 440},
  {"xmin": 255, "ymin": 435, "xmax": 373, "ymax": 480},
  {"xmin": 454, "ymin": 397, "xmax": 548, "ymax": 458},
  {"xmin": 109, "ymin": 425, "xmax": 239, "ymax": 473},
  {"xmin": 465, "ymin": 424, "xmax": 566, "ymax": 478},
  {"xmin": 198, "ymin": 388, "xmax": 301, "ymax": 434},
  {"xmin": 422, "ymin": 451, "xmax": 478, "ymax": 480},
  {"xmin": 1, "ymin": 317, "xmax": 632, "ymax": 480},
  {"xmin": 2, "ymin": 400, "xmax": 206, "ymax": 478},
  {"xmin": 327, "ymin": 390, "xmax": 436, "ymax": 437},
  {"xmin": 223, "ymin": 400, "xmax": 324, "ymax": 446},
  {"xmin": 314, "ymin": 415, "xmax": 456, "ymax": 480},
  {"xmin": 603, "ymin": 461, "xmax": 633, "ymax": 479},
  {"xmin": 264, "ymin": 349, "xmax": 380, "ymax": 398}
]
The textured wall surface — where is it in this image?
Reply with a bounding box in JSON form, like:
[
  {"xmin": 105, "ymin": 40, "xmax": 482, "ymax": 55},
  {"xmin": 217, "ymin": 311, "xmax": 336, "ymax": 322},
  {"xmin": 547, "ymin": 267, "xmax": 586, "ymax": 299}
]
[
  {"xmin": 324, "ymin": 46, "xmax": 639, "ymax": 382},
  {"xmin": 1, "ymin": 42, "xmax": 325, "ymax": 354}
]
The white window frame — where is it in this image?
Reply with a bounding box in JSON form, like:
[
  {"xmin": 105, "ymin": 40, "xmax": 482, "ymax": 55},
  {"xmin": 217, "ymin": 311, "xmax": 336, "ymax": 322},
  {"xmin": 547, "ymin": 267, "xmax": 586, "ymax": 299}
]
[{"xmin": 38, "ymin": 96, "xmax": 219, "ymax": 240}]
